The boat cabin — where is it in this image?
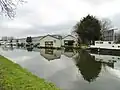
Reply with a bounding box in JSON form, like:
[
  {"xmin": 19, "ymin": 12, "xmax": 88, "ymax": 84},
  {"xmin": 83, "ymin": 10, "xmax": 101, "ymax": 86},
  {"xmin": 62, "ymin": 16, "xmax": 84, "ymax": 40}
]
[
  {"xmin": 90, "ymin": 41, "xmax": 120, "ymax": 49},
  {"xmin": 95, "ymin": 41, "xmax": 114, "ymax": 45}
]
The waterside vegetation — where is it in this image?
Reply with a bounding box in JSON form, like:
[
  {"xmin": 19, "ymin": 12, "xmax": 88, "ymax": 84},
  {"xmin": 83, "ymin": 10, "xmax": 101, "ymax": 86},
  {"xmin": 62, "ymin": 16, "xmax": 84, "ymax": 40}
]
[{"xmin": 0, "ymin": 56, "xmax": 60, "ymax": 90}]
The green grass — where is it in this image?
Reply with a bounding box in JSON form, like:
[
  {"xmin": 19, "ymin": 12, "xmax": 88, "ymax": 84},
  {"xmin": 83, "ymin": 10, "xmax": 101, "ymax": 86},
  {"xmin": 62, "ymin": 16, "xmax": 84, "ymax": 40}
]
[
  {"xmin": 0, "ymin": 56, "xmax": 60, "ymax": 90},
  {"xmin": 80, "ymin": 44, "xmax": 88, "ymax": 49}
]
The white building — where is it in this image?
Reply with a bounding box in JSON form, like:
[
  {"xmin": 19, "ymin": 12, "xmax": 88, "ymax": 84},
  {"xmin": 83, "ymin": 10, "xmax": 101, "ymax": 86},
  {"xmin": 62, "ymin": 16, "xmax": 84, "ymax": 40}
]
[
  {"xmin": 40, "ymin": 35, "xmax": 62, "ymax": 48},
  {"xmin": 12, "ymin": 39, "xmax": 18, "ymax": 46},
  {"xmin": 2, "ymin": 36, "xmax": 7, "ymax": 41},
  {"xmin": 2, "ymin": 36, "xmax": 14, "ymax": 41},
  {"xmin": 18, "ymin": 38, "xmax": 26, "ymax": 44},
  {"xmin": 62, "ymin": 35, "xmax": 77, "ymax": 47}
]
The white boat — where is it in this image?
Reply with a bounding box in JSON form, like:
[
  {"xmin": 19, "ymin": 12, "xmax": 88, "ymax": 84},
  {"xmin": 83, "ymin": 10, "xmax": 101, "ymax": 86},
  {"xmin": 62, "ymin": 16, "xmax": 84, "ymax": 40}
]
[{"xmin": 89, "ymin": 41, "xmax": 120, "ymax": 50}]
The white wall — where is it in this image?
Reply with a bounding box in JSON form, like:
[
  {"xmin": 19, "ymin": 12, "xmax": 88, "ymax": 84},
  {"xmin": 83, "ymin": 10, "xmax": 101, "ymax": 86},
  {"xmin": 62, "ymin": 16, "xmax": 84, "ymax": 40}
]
[
  {"xmin": 40, "ymin": 35, "xmax": 61, "ymax": 47},
  {"xmin": 12, "ymin": 40, "xmax": 17, "ymax": 45},
  {"xmin": 91, "ymin": 41, "xmax": 120, "ymax": 49}
]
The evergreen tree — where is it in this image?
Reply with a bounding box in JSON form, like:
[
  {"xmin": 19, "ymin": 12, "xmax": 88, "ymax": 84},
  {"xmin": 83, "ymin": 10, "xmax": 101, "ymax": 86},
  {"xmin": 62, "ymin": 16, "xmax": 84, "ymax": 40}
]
[{"xmin": 74, "ymin": 15, "xmax": 101, "ymax": 44}]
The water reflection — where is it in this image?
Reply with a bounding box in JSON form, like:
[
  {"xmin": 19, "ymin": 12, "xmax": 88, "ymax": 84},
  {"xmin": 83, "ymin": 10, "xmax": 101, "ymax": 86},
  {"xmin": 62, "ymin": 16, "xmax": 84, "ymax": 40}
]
[
  {"xmin": 27, "ymin": 47, "xmax": 33, "ymax": 52},
  {"xmin": 1, "ymin": 45, "xmax": 14, "ymax": 51},
  {"xmin": 74, "ymin": 50, "xmax": 102, "ymax": 82},
  {"xmin": 91, "ymin": 53, "xmax": 117, "ymax": 69},
  {"xmin": 40, "ymin": 49, "xmax": 61, "ymax": 61},
  {"xmin": 63, "ymin": 48, "xmax": 76, "ymax": 58},
  {"xmin": 0, "ymin": 46, "xmax": 119, "ymax": 85},
  {"xmin": 73, "ymin": 50, "xmax": 117, "ymax": 83}
]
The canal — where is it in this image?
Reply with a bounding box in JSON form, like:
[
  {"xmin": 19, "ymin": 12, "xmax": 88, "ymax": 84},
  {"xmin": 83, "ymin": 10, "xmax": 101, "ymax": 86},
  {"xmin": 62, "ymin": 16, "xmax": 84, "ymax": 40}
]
[{"xmin": 0, "ymin": 46, "xmax": 120, "ymax": 90}]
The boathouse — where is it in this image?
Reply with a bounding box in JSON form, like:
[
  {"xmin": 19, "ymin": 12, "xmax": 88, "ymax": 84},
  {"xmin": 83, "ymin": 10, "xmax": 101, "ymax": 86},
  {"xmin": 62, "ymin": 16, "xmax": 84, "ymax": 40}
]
[
  {"xmin": 39, "ymin": 35, "xmax": 62, "ymax": 48},
  {"xmin": 62, "ymin": 35, "xmax": 77, "ymax": 47}
]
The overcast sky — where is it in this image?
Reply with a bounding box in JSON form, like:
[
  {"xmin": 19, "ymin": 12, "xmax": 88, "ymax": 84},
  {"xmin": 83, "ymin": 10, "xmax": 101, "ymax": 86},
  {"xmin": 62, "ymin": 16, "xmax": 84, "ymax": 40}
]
[{"xmin": 1, "ymin": 0, "xmax": 120, "ymax": 38}]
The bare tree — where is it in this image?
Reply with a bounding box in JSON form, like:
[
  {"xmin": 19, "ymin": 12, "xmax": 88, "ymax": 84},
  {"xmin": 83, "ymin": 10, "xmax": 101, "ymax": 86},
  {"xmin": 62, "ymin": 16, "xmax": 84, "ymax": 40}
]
[
  {"xmin": 100, "ymin": 18, "xmax": 113, "ymax": 32},
  {"xmin": 100, "ymin": 18, "xmax": 113, "ymax": 40},
  {"xmin": 0, "ymin": 0, "xmax": 25, "ymax": 18}
]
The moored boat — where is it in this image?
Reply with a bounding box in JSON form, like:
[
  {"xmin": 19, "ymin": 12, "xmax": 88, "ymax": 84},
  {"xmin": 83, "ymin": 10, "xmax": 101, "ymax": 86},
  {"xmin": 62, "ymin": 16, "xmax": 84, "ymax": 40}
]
[{"xmin": 89, "ymin": 41, "xmax": 120, "ymax": 53}]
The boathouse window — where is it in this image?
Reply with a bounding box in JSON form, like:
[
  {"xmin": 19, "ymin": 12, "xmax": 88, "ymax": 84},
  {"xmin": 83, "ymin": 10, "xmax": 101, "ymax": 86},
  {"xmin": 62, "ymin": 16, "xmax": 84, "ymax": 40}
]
[
  {"xmin": 118, "ymin": 46, "xmax": 120, "ymax": 48},
  {"xmin": 45, "ymin": 41, "xmax": 53, "ymax": 47},
  {"xmin": 64, "ymin": 40, "xmax": 74, "ymax": 46},
  {"xmin": 112, "ymin": 46, "xmax": 114, "ymax": 47}
]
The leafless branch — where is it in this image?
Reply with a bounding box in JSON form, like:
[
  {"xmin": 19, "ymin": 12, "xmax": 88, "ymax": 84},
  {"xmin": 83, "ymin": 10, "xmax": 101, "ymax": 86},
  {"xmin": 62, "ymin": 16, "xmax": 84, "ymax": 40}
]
[{"xmin": 0, "ymin": 0, "xmax": 25, "ymax": 18}]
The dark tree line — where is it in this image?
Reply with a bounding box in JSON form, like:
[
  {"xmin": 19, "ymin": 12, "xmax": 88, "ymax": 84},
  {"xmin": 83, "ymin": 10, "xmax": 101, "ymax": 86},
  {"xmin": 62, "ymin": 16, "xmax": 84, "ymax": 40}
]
[{"xmin": 26, "ymin": 36, "xmax": 32, "ymax": 43}]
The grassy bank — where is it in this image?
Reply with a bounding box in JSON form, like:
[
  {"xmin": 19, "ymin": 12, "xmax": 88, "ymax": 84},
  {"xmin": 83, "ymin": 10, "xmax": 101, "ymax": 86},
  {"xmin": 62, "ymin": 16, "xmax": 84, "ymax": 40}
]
[{"xmin": 0, "ymin": 56, "xmax": 60, "ymax": 90}]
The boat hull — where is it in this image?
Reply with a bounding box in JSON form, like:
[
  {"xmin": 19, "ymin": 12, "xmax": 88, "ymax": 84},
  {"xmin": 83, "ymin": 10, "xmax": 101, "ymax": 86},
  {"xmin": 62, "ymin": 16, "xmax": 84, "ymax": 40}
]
[{"xmin": 89, "ymin": 47, "xmax": 120, "ymax": 56}]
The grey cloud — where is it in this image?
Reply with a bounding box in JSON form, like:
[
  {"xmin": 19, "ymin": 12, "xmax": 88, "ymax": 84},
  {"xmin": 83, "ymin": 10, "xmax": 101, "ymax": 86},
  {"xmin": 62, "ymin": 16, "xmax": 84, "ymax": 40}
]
[
  {"xmin": 19, "ymin": 21, "xmax": 77, "ymax": 37},
  {"xmin": 111, "ymin": 13, "xmax": 120, "ymax": 29}
]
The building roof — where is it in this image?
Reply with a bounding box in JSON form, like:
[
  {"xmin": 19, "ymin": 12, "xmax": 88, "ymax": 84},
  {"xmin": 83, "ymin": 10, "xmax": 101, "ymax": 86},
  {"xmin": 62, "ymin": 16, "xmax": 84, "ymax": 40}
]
[
  {"xmin": 32, "ymin": 36, "xmax": 44, "ymax": 39},
  {"xmin": 62, "ymin": 35, "xmax": 76, "ymax": 39},
  {"xmin": 40, "ymin": 34, "xmax": 62, "ymax": 41}
]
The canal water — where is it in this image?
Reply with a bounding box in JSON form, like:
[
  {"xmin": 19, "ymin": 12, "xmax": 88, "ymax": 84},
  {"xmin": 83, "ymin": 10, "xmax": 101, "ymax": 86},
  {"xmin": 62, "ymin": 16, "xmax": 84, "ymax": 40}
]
[{"xmin": 0, "ymin": 46, "xmax": 120, "ymax": 90}]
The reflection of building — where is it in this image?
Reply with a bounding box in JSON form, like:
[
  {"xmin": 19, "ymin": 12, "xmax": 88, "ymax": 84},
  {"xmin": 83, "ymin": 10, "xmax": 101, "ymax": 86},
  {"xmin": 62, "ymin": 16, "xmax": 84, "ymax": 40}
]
[
  {"xmin": 12, "ymin": 39, "xmax": 18, "ymax": 46},
  {"xmin": 1, "ymin": 45, "xmax": 14, "ymax": 51},
  {"xmin": 40, "ymin": 35, "xmax": 62, "ymax": 48},
  {"xmin": 0, "ymin": 40, "xmax": 6, "ymax": 45},
  {"xmin": 90, "ymin": 53, "xmax": 119, "ymax": 62},
  {"xmin": 40, "ymin": 49, "xmax": 61, "ymax": 61},
  {"xmin": 62, "ymin": 48, "xmax": 76, "ymax": 58},
  {"xmin": 90, "ymin": 53, "xmax": 118, "ymax": 68},
  {"xmin": 62, "ymin": 35, "xmax": 77, "ymax": 47}
]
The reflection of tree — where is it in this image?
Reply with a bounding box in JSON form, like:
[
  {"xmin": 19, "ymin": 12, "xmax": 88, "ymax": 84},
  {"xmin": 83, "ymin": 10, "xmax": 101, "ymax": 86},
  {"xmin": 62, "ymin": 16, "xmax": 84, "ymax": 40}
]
[{"xmin": 74, "ymin": 50, "xmax": 102, "ymax": 82}]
